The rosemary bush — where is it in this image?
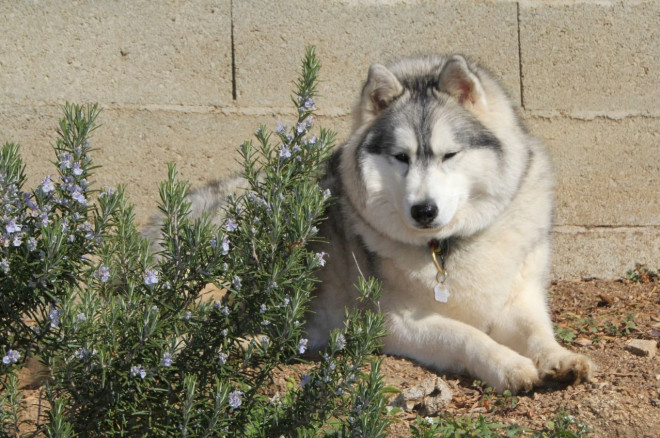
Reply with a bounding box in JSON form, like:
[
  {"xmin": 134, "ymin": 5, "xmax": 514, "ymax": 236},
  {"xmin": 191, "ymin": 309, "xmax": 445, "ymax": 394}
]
[{"xmin": 1, "ymin": 48, "xmax": 390, "ymax": 437}]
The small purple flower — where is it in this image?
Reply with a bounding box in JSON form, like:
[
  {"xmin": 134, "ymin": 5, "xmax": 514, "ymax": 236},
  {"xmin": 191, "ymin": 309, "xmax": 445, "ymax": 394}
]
[
  {"xmin": 130, "ymin": 365, "xmax": 147, "ymax": 379},
  {"xmin": 2, "ymin": 349, "xmax": 20, "ymax": 365},
  {"xmin": 314, "ymin": 252, "xmax": 328, "ymax": 267},
  {"xmin": 58, "ymin": 153, "xmax": 73, "ymax": 170},
  {"xmin": 279, "ymin": 145, "xmax": 292, "ymax": 159},
  {"xmin": 228, "ymin": 390, "xmax": 244, "ymax": 409},
  {"xmin": 259, "ymin": 304, "xmax": 267, "ymax": 314},
  {"xmin": 218, "ymin": 352, "xmax": 228, "ymax": 365},
  {"xmin": 70, "ymin": 186, "xmax": 87, "ymax": 205},
  {"xmin": 95, "ymin": 264, "xmax": 111, "ymax": 283},
  {"xmin": 298, "ymin": 338, "xmax": 308, "ymax": 355},
  {"xmin": 260, "ymin": 336, "xmax": 270, "ymax": 348},
  {"xmin": 299, "ymin": 373, "xmax": 312, "ymax": 388},
  {"xmin": 232, "ymin": 275, "xmax": 242, "ymax": 291},
  {"xmin": 75, "ymin": 348, "xmax": 91, "ymax": 360},
  {"xmin": 335, "ymin": 334, "xmax": 346, "ymax": 351},
  {"xmin": 144, "ymin": 269, "xmax": 159, "ymax": 286},
  {"xmin": 39, "ymin": 213, "xmax": 51, "ymax": 227},
  {"xmin": 80, "ymin": 221, "xmax": 94, "ymax": 239},
  {"xmin": 41, "ymin": 176, "xmax": 55, "ymax": 194},
  {"xmin": 5, "ymin": 219, "xmax": 22, "ymax": 234},
  {"xmin": 12, "ymin": 235, "xmax": 22, "ymax": 247},
  {"xmin": 276, "ymin": 121, "xmax": 286, "ymax": 134},
  {"xmin": 76, "ymin": 313, "xmax": 87, "ymax": 322},
  {"xmin": 221, "ymin": 236, "xmax": 230, "ymax": 255},
  {"xmin": 304, "ymin": 97, "xmax": 315, "ymax": 110},
  {"xmin": 24, "ymin": 193, "xmax": 37, "ymax": 210},
  {"xmin": 72, "ymin": 162, "xmax": 83, "ymax": 176},
  {"xmin": 213, "ymin": 301, "xmax": 229, "ymax": 316},
  {"xmin": 27, "ymin": 237, "xmax": 37, "ymax": 252},
  {"xmin": 161, "ymin": 353, "xmax": 172, "ymax": 367},
  {"xmin": 224, "ymin": 218, "xmax": 238, "ymax": 232},
  {"xmin": 183, "ymin": 311, "xmax": 192, "ymax": 322},
  {"xmin": 296, "ymin": 122, "xmax": 306, "ymax": 134},
  {"xmin": 250, "ymin": 194, "xmax": 271, "ymax": 211},
  {"xmin": 49, "ymin": 306, "xmax": 61, "ymax": 328},
  {"xmin": 98, "ymin": 186, "xmax": 116, "ymax": 198}
]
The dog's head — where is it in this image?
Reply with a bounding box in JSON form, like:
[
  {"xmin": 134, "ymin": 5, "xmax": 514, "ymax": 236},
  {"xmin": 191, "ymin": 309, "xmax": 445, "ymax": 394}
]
[{"xmin": 341, "ymin": 55, "xmax": 530, "ymax": 246}]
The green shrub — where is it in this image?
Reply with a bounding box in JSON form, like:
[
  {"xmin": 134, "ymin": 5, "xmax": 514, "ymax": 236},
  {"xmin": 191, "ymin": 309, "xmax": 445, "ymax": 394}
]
[{"xmin": 1, "ymin": 48, "xmax": 389, "ymax": 438}]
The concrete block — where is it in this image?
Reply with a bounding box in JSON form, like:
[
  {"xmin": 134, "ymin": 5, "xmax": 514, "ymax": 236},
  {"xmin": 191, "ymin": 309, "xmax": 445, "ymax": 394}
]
[
  {"xmin": 0, "ymin": 1, "xmax": 232, "ymax": 106},
  {"xmin": 233, "ymin": 0, "xmax": 520, "ymax": 111},
  {"xmin": 552, "ymin": 227, "xmax": 660, "ymax": 280},
  {"xmin": 519, "ymin": 1, "xmax": 660, "ymax": 114},
  {"xmin": 1, "ymin": 105, "xmax": 350, "ymax": 226},
  {"xmin": 525, "ymin": 116, "xmax": 660, "ymax": 227}
]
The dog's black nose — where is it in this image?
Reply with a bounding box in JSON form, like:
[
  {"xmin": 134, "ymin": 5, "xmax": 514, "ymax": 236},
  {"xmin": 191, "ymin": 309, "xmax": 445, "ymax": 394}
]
[{"xmin": 411, "ymin": 203, "xmax": 438, "ymax": 226}]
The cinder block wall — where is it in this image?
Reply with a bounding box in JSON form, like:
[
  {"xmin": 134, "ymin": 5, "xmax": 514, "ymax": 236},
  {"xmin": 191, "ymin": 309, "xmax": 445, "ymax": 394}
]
[{"xmin": 1, "ymin": 0, "xmax": 658, "ymax": 279}]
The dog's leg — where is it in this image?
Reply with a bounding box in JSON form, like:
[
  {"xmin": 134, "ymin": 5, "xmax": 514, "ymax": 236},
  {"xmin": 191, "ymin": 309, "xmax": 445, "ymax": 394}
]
[
  {"xmin": 491, "ymin": 300, "xmax": 595, "ymax": 385},
  {"xmin": 489, "ymin": 242, "xmax": 595, "ymax": 385},
  {"xmin": 491, "ymin": 298, "xmax": 594, "ymax": 385},
  {"xmin": 384, "ymin": 312, "xmax": 539, "ymax": 394}
]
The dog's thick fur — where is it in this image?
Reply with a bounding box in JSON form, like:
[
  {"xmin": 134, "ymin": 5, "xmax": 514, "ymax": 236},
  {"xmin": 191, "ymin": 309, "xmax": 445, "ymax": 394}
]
[{"xmin": 305, "ymin": 54, "xmax": 593, "ymax": 393}]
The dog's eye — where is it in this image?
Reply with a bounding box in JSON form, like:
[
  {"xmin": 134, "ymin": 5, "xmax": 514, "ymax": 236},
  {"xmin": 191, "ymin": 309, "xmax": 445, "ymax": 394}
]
[
  {"xmin": 442, "ymin": 151, "xmax": 459, "ymax": 162},
  {"xmin": 393, "ymin": 152, "xmax": 410, "ymax": 164}
]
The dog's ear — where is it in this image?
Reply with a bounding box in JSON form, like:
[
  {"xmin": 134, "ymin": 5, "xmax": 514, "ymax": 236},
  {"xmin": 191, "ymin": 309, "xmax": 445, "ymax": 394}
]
[
  {"xmin": 438, "ymin": 55, "xmax": 488, "ymax": 111},
  {"xmin": 360, "ymin": 64, "xmax": 403, "ymax": 120}
]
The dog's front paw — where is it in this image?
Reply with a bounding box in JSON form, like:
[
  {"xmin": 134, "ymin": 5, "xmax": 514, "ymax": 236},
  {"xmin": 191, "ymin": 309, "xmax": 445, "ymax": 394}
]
[
  {"xmin": 481, "ymin": 354, "xmax": 539, "ymax": 394},
  {"xmin": 537, "ymin": 348, "xmax": 595, "ymax": 384}
]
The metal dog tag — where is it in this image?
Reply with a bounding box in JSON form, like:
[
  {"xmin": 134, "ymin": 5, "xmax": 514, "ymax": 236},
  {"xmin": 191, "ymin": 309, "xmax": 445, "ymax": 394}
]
[
  {"xmin": 429, "ymin": 239, "xmax": 450, "ymax": 303},
  {"xmin": 434, "ymin": 283, "xmax": 450, "ymax": 303}
]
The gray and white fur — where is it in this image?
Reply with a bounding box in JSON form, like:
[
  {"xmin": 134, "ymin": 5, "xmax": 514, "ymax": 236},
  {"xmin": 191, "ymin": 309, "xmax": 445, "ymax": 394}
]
[{"xmin": 307, "ymin": 54, "xmax": 593, "ymax": 393}]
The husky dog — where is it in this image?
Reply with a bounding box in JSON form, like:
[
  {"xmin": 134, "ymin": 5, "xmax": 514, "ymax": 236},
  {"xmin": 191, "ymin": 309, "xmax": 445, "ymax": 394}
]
[
  {"xmin": 148, "ymin": 54, "xmax": 594, "ymax": 393},
  {"xmin": 305, "ymin": 54, "xmax": 594, "ymax": 393}
]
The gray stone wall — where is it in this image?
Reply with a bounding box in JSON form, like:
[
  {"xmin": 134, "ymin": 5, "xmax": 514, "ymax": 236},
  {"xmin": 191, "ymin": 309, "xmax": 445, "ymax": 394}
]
[{"xmin": 1, "ymin": 0, "xmax": 658, "ymax": 279}]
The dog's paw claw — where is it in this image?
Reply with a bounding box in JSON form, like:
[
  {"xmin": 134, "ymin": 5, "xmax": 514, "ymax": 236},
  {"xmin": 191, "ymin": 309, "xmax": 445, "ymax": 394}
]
[
  {"xmin": 538, "ymin": 350, "xmax": 595, "ymax": 384},
  {"xmin": 485, "ymin": 355, "xmax": 540, "ymax": 394}
]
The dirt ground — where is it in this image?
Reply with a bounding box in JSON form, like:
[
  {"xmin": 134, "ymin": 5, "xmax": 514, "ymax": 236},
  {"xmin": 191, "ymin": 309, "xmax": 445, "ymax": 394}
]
[
  {"xmin": 377, "ymin": 278, "xmax": 660, "ymax": 437},
  {"xmin": 16, "ymin": 277, "xmax": 660, "ymax": 437}
]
